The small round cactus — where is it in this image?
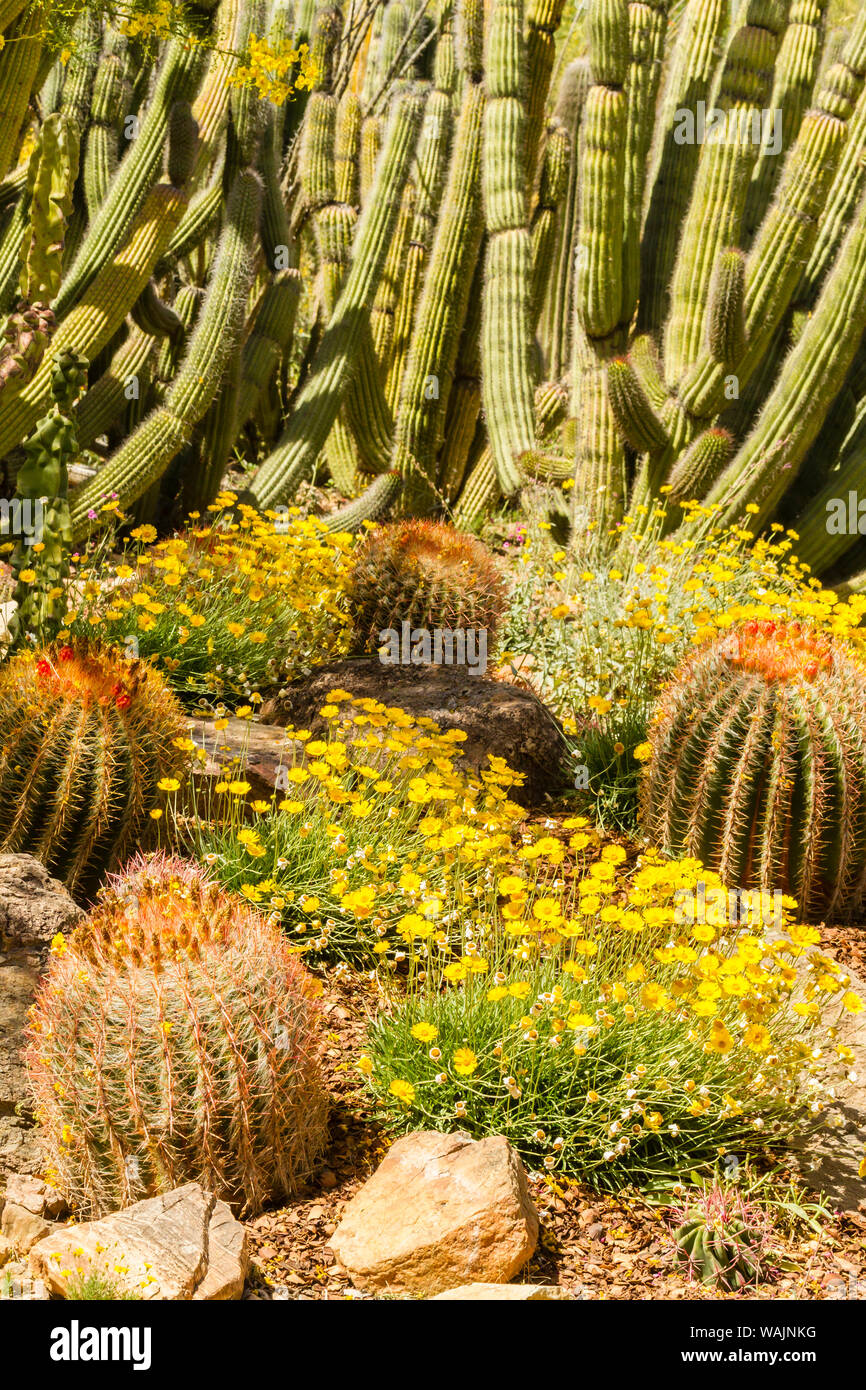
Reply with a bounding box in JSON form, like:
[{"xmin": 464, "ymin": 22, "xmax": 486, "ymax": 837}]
[
  {"xmin": 673, "ymin": 1186, "xmax": 767, "ymax": 1293},
  {"xmin": 347, "ymin": 520, "xmax": 507, "ymax": 654},
  {"xmin": 642, "ymin": 620, "xmax": 866, "ymax": 919},
  {"xmin": 25, "ymin": 855, "xmax": 329, "ymax": 1219},
  {"xmin": 0, "ymin": 642, "xmax": 185, "ymax": 900}
]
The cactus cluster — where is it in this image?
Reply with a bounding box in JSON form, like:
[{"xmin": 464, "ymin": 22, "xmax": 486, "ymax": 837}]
[
  {"xmin": 0, "ymin": 641, "xmax": 185, "ymax": 900},
  {"xmin": 3, "ymin": 3, "xmax": 866, "ymax": 582},
  {"xmin": 25, "ymin": 853, "xmax": 329, "ymax": 1218},
  {"xmin": 642, "ymin": 621, "xmax": 866, "ymax": 920},
  {"xmin": 347, "ymin": 519, "xmax": 507, "ymax": 654}
]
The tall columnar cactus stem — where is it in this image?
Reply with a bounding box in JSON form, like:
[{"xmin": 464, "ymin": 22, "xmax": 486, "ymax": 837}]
[
  {"xmin": 322, "ymin": 470, "xmax": 402, "ymax": 531},
  {"xmin": 794, "ymin": 12, "xmax": 866, "ymax": 312},
  {"xmin": 60, "ymin": 7, "xmax": 102, "ymax": 130},
  {"xmin": 453, "ymin": 377, "xmax": 566, "ymax": 523},
  {"xmin": 643, "ymin": 622, "xmax": 866, "ymax": 920},
  {"xmin": 0, "ymin": 6, "xmax": 44, "ymax": 183},
  {"xmin": 675, "ymin": 18, "xmax": 866, "ymax": 430},
  {"xmin": 236, "ymin": 268, "xmax": 302, "ymax": 429},
  {"xmin": 665, "ymin": 426, "xmax": 733, "ymax": 505},
  {"xmin": 663, "ymin": 3, "xmax": 786, "ymax": 388},
  {"xmin": 304, "ymin": 84, "xmax": 394, "ymax": 482},
  {"xmin": 83, "ymin": 51, "xmax": 128, "ymax": 218},
  {"xmin": 708, "ymin": 182, "xmax": 866, "ymax": 531},
  {"xmin": 638, "ymin": 0, "xmax": 729, "ymax": 336},
  {"xmin": 743, "ymin": 0, "xmax": 829, "ymax": 241},
  {"xmin": 69, "ymin": 171, "xmax": 262, "ymax": 536},
  {"xmin": 384, "ymin": 3, "xmax": 456, "ymax": 393},
  {"xmin": 439, "ymin": 264, "xmax": 483, "ymax": 501},
  {"xmin": 0, "ymin": 182, "xmax": 188, "ymax": 461},
  {"xmin": 73, "ymin": 329, "xmax": 156, "ymax": 452},
  {"xmin": 189, "ymin": 0, "xmax": 248, "ymax": 191},
  {"xmin": 531, "ymin": 117, "xmax": 570, "ymax": 323},
  {"xmin": 25, "ymin": 856, "xmax": 328, "ymax": 1216},
  {"xmin": 481, "ymin": 0, "xmax": 535, "ymax": 498},
  {"xmin": 537, "ymin": 59, "xmax": 589, "ymax": 382},
  {"xmin": 0, "ymin": 650, "xmax": 186, "ymax": 901},
  {"xmin": 6, "ymin": 351, "xmax": 88, "ymax": 648},
  {"xmin": 621, "ymin": 1, "xmax": 668, "ymax": 319},
  {"xmin": 0, "ymin": 114, "xmax": 79, "ymax": 395},
  {"xmin": 55, "ymin": 38, "xmax": 205, "ymax": 317},
  {"xmin": 572, "ymin": 0, "xmax": 629, "ymax": 523},
  {"xmin": 392, "ymin": 74, "xmax": 484, "ymax": 510},
  {"xmin": 249, "ymin": 88, "xmax": 425, "ymax": 510},
  {"xmin": 359, "ymin": 114, "xmax": 383, "ymax": 202},
  {"xmin": 525, "ymin": 1, "xmax": 566, "ymax": 186}
]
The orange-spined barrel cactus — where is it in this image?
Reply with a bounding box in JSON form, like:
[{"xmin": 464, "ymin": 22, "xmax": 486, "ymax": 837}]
[
  {"xmin": 348, "ymin": 520, "xmax": 507, "ymax": 654},
  {"xmin": 0, "ymin": 642, "xmax": 185, "ymax": 900},
  {"xmin": 25, "ymin": 855, "xmax": 329, "ymax": 1219},
  {"xmin": 642, "ymin": 620, "xmax": 866, "ymax": 920}
]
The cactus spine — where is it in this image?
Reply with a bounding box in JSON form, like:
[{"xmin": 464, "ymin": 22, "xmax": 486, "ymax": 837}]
[
  {"xmin": 26, "ymin": 856, "xmax": 328, "ymax": 1217},
  {"xmin": 0, "ymin": 645, "xmax": 185, "ymax": 900},
  {"xmin": 643, "ymin": 622, "xmax": 866, "ymax": 920},
  {"xmin": 481, "ymin": 0, "xmax": 535, "ymax": 498}
]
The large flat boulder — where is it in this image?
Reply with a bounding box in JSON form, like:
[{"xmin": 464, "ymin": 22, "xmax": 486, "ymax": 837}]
[
  {"xmin": 328, "ymin": 1131, "xmax": 538, "ymax": 1296},
  {"xmin": 261, "ymin": 658, "xmax": 568, "ymax": 805},
  {"xmin": 29, "ymin": 1183, "xmax": 249, "ymax": 1300}
]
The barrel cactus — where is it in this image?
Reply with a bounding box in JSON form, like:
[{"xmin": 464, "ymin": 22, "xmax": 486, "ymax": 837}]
[
  {"xmin": 347, "ymin": 519, "xmax": 507, "ymax": 655},
  {"xmin": 673, "ymin": 1186, "xmax": 767, "ymax": 1293},
  {"xmin": 642, "ymin": 621, "xmax": 866, "ymax": 920},
  {"xmin": 0, "ymin": 642, "xmax": 185, "ymax": 900},
  {"xmin": 25, "ymin": 855, "xmax": 329, "ymax": 1218}
]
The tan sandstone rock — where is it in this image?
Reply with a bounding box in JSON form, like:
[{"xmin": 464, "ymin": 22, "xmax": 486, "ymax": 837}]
[
  {"xmin": 28, "ymin": 1183, "xmax": 248, "ymax": 1300},
  {"xmin": 328, "ymin": 1131, "xmax": 538, "ymax": 1296},
  {"xmin": 430, "ymin": 1282, "xmax": 566, "ymax": 1300}
]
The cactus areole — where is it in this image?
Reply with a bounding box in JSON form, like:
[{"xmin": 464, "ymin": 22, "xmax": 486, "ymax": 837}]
[{"xmin": 642, "ymin": 621, "xmax": 866, "ymax": 920}]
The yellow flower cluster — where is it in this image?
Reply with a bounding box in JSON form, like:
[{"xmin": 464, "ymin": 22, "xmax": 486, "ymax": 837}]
[
  {"xmin": 66, "ymin": 498, "xmax": 354, "ymax": 704},
  {"xmin": 228, "ymin": 35, "xmax": 321, "ymax": 105},
  {"xmin": 187, "ymin": 690, "xmax": 527, "ymax": 961}
]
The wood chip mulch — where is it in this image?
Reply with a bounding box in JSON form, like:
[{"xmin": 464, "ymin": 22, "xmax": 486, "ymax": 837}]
[{"xmin": 243, "ymin": 960, "xmax": 866, "ymax": 1302}]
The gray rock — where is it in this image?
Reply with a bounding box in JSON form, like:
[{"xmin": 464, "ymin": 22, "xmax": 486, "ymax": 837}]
[
  {"xmin": 0, "ymin": 854, "xmax": 83, "ymax": 949},
  {"xmin": 261, "ymin": 658, "xmax": 569, "ymax": 805}
]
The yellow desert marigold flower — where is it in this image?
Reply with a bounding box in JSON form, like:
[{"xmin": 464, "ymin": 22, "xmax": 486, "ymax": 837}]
[
  {"xmin": 388, "ymin": 1078, "xmax": 415, "ymax": 1106},
  {"xmin": 842, "ymin": 991, "xmax": 864, "ymax": 1013},
  {"xmin": 452, "ymin": 1048, "xmax": 478, "ymax": 1077},
  {"xmin": 633, "ymin": 743, "xmax": 653, "ymax": 762},
  {"xmin": 410, "ymin": 1022, "xmax": 438, "ymax": 1043}
]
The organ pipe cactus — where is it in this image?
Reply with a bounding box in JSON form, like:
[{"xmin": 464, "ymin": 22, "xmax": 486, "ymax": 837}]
[
  {"xmin": 1, "ymin": 1, "xmax": 866, "ymax": 580},
  {"xmin": 642, "ymin": 621, "xmax": 866, "ymax": 920}
]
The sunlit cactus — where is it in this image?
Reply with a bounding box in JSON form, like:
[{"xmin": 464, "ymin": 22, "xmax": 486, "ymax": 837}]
[
  {"xmin": 347, "ymin": 519, "xmax": 507, "ymax": 654},
  {"xmin": 0, "ymin": 642, "xmax": 185, "ymax": 900},
  {"xmin": 25, "ymin": 854, "xmax": 329, "ymax": 1218},
  {"xmin": 642, "ymin": 621, "xmax": 866, "ymax": 920}
]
